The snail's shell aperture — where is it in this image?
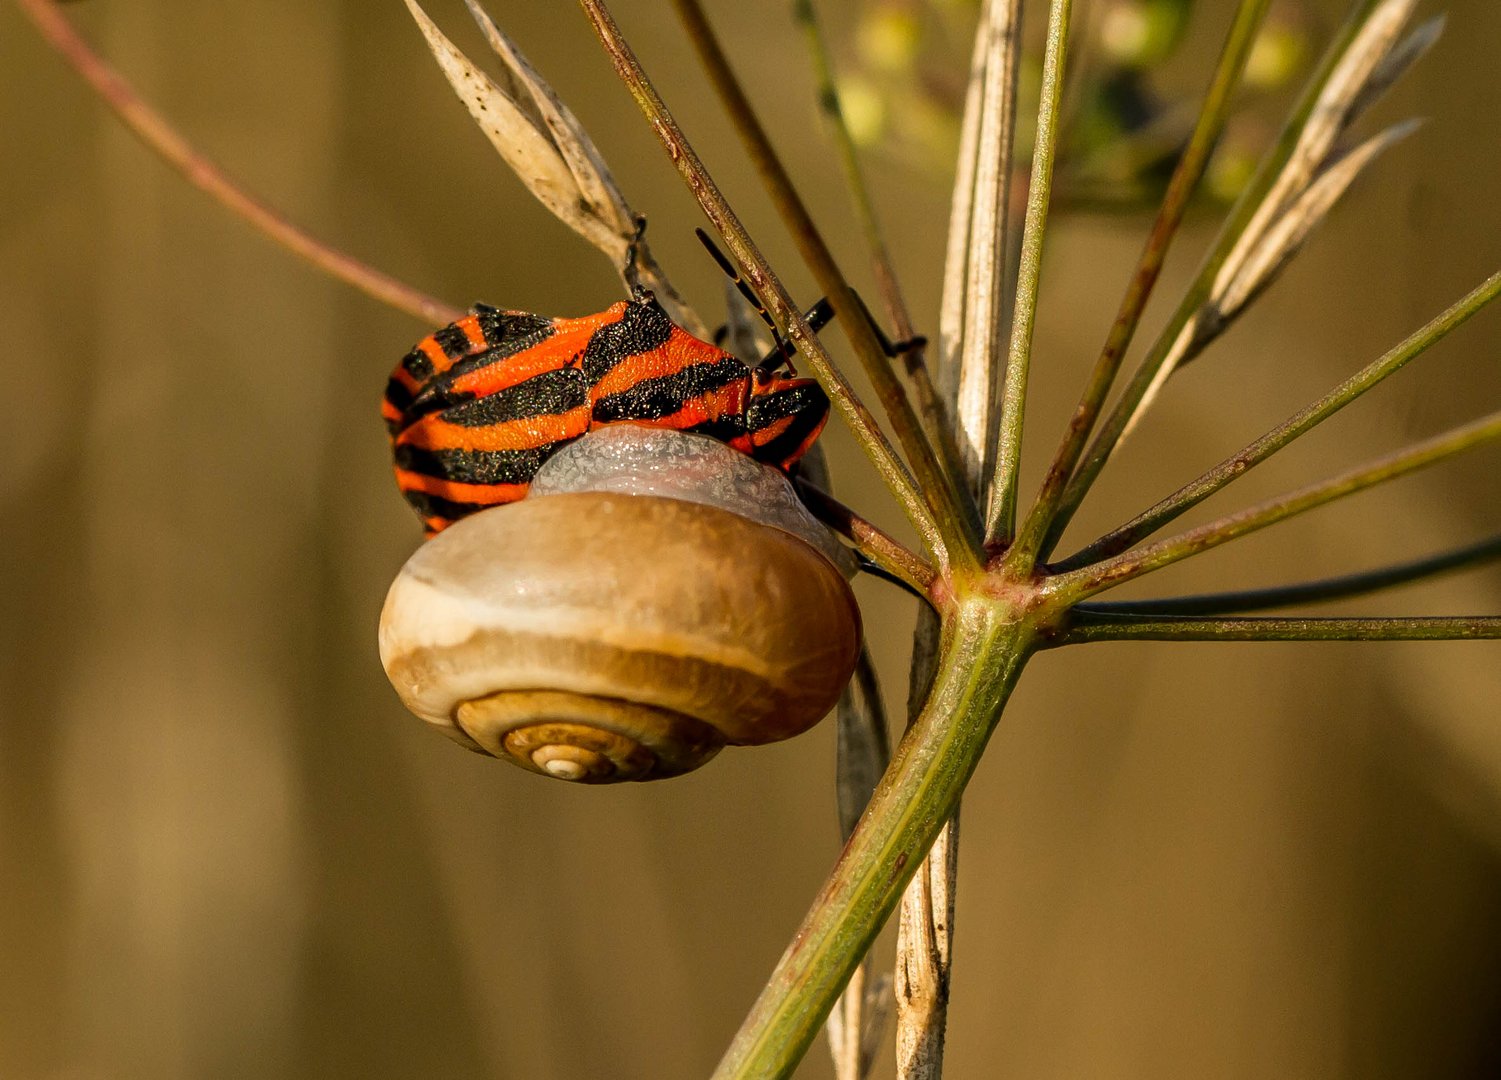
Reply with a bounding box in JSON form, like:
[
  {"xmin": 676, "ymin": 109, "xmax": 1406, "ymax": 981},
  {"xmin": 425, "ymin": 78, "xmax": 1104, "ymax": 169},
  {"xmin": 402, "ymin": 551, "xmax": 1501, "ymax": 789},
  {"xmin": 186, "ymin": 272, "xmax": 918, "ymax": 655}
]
[{"xmin": 379, "ymin": 427, "xmax": 861, "ymax": 783}]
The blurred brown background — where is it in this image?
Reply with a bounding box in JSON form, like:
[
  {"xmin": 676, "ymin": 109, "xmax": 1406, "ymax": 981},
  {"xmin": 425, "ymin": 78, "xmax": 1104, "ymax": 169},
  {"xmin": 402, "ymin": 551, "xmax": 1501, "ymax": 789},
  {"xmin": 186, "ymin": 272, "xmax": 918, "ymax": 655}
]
[{"xmin": 4, "ymin": 1, "xmax": 1500, "ymax": 1077}]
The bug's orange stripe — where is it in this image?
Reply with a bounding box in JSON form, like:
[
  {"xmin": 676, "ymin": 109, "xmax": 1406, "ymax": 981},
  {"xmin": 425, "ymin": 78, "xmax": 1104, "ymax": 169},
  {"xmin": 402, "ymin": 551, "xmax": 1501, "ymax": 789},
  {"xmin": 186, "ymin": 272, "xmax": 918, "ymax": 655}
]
[
  {"xmin": 420, "ymin": 337, "xmax": 454, "ymax": 375},
  {"xmin": 677, "ymin": 384, "xmax": 748, "ymax": 428},
  {"xmin": 380, "ymin": 398, "xmax": 403, "ymax": 424},
  {"xmin": 449, "ymin": 335, "xmax": 587, "ymax": 397},
  {"xmin": 389, "ymin": 365, "xmax": 421, "ymax": 395},
  {"xmin": 588, "ymin": 326, "xmax": 726, "ymax": 398},
  {"xmin": 457, "ymin": 314, "xmax": 489, "ymax": 351},
  {"xmin": 395, "ymin": 469, "xmax": 529, "ymax": 505},
  {"xmin": 751, "ymin": 415, "xmax": 795, "ymax": 445},
  {"xmin": 396, "ymin": 407, "xmax": 591, "ymax": 453}
]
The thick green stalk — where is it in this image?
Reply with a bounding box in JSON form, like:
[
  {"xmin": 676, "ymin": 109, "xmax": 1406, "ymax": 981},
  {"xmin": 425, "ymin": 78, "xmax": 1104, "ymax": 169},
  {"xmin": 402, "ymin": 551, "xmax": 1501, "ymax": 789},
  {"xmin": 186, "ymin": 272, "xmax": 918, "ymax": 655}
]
[{"xmin": 712, "ymin": 596, "xmax": 1036, "ymax": 1079}]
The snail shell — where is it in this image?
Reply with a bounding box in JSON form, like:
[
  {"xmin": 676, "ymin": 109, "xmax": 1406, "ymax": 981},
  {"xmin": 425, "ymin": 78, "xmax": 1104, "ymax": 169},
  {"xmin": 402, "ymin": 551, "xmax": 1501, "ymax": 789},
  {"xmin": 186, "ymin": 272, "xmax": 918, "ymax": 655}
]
[{"xmin": 379, "ymin": 425, "xmax": 861, "ymax": 783}]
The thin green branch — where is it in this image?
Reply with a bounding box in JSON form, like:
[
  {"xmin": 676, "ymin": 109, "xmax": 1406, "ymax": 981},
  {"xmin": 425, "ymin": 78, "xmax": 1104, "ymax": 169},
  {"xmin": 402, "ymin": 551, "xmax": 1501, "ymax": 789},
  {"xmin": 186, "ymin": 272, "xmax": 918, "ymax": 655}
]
[
  {"xmin": 1053, "ymin": 409, "xmax": 1501, "ymax": 603},
  {"xmin": 665, "ymin": 0, "xmax": 982, "ymax": 567},
  {"xmin": 987, "ymin": 0, "xmax": 1074, "ymax": 546},
  {"xmin": 790, "ymin": 0, "xmax": 955, "ymax": 460},
  {"xmin": 578, "ymin": 0, "xmax": 961, "ymax": 569},
  {"xmin": 796, "ymin": 480, "xmax": 937, "ymax": 597},
  {"xmin": 1057, "ymin": 270, "xmax": 1501, "ymax": 571},
  {"xmin": 1008, "ymin": 0, "xmax": 1271, "ymax": 571},
  {"xmin": 17, "ymin": 0, "xmax": 461, "ymax": 326},
  {"xmin": 1042, "ymin": 0, "xmax": 1401, "ymax": 555},
  {"xmin": 1078, "ymin": 533, "xmax": 1501, "ymax": 616},
  {"xmin": 1054, "ymin": 613, "xmax": 1501, "ymax": 644}
]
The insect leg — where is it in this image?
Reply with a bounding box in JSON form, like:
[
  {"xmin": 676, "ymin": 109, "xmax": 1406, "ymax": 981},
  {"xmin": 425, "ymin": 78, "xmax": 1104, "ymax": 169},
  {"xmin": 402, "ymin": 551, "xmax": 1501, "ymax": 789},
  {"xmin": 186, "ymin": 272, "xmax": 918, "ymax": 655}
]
[{"xmin": 623, "ymin": 215, "xmax": 651, "ymax": 300}]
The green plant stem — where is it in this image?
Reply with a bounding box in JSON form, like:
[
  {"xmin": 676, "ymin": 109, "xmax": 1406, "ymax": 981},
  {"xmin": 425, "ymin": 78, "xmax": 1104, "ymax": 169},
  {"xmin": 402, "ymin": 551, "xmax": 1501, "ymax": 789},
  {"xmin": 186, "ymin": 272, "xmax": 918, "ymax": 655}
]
[
  {"xmin": 670, "ymin": 0, "xmax": 980, "ymax": 558},
  {"xmin": 712, "ymin": 596, "xmax": 1035, "ymax": 1079},
  {"xmin": 987, "ymin": 0, "xmax": 1073, "ymax": 546},
  {"xmin": 17, "ymin": 0, "xmax": 462, "ymax": 327},
  {"xmin": 1055, "ymin": 614, "xmax": 1501, "ymax": 643},
  {"xmin": 582, "ymin": 0, "xmax": 971, "ymax": 571},
  {"xmin": 1054, "ymin": 409, "xmax": 1501, "ymax": 603},
  {"xmin": 1008, "ymin": 0, "xmax": 1271, "ymax": 570},
  {"xmin": 789, "ymin": 0, "xmax": 955, "ymax": 453},
  {"xmin": 1077, "ymin": 532, "xmax": 1501, "ymax": 616},
  {"xmin": 1057, "ymin": 270, "xmax": 1501, "ymax": 571},
  {"xmin": 1041, "ymin": 0, "xmax": 1388, "ymax": 556}
]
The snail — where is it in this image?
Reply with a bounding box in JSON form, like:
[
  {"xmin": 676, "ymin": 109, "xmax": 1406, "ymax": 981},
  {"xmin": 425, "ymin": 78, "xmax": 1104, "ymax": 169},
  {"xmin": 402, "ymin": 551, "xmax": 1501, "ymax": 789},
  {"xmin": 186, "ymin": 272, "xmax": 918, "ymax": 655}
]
[{"xmin": 379, "ymin": 424, "xmax": 862, "ymax": 783}]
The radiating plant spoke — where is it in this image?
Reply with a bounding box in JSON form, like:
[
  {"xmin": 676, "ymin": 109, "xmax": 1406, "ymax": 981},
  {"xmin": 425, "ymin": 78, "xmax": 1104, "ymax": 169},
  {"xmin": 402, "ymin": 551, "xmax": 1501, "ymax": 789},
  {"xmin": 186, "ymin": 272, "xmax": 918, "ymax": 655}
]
[
  {"xmin": 1056, "ymin": 410, "xmax": 1501, "ymax": 604},
  {"xmin": 670, "ymin": 0, "xmax": 982, "ymax": 554},
  {"xmin": 1043, "ymin": 0, "xmax": 1437, "ymax": 555},
  {"xmin": 1075, "ymin": 532, "xmax": 1501, "ymax": 617},
  {"xmin": 1008, "ymin": 0, "xmax": 1273, "ymax": 571},
  {"xmin": 987, "ymin": 0, "xmax": 1074, "ymax": 545},
  {"xmin": 1058, "ymin": 270, "xmax": 1501, "ymax": 571}
]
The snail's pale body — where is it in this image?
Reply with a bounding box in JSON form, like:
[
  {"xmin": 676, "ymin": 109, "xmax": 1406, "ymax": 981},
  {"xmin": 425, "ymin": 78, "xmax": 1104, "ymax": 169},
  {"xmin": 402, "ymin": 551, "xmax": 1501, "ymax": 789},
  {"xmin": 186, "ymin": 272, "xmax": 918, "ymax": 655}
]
[{"xmin": 380, "ymin": 425, "xmax": 861, "ymax": 782}]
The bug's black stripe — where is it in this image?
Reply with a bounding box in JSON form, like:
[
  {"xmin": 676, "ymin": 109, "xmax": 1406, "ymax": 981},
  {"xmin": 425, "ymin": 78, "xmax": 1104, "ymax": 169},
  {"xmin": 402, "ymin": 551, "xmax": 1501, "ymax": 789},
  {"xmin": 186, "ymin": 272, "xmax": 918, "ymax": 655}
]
[
  {"xmin": 401, "ymin": 488, "xmax": 490, "ymax": 525},
  {"xmin": 592, "ymin": 358, "xmax": 748, "ymax": 424},
  {"xmin": 385, "ymin": 375, "xmax": 416, "ymax": 417},
  {"xmin": 752, "ymin": 411, "xmax": 825, "ymax": 468},
  {"xmin": 437, "ymin": 366, "xmax": 588, "ymax": 428},
  {"xmin": 398, "ymin": 309, "xmax": 555, "ymax": 399},
  {"xmin": 579, "ymin": 298, "xmax": 674, "ymax": 383},
  {"xmin": 394, "ymin": 442, "xmax": 563, "ymax": 487},
  {"xmin": 684, "ymin": 415, "xmax": 749, "ymax": 442},
  {"xmin": 473, "ymin": 305, "xmax": 555, "ymax": 353},
  {"xmin": 746, "ymin": 382, "xmax": 829, "ymax": 429},
  {"xmin": 401, "ymin": 346, "xmax": 434, "ymax": 384},
  {"xmin": 432, "ymin": 323, "xmax": 472, "ymax": 361}
]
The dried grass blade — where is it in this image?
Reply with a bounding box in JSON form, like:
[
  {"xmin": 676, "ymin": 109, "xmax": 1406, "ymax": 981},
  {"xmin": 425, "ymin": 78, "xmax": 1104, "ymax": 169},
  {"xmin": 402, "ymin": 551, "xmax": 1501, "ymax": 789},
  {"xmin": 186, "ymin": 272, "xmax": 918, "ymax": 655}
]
[
  {"xmin": 405, "ymin": 0, "xmax": 615, "ymax": 250},
  {"xmin": 462, "ymin": 0, "xmax": 634, "ymax": 236},
  {"xmin": 942, "ymin": 0, "xmax": 1024, "ymax": 496},
  {"xmin": 1215, "ymin": 118, "xmax": 1422, "ymax": 323},
  {"xmin": 406, "ymin": 0, "xmax": 700, "ymax": 331},
  {"xmin": 1347, "ymin": 14, "xmax": 1445, "ymax": 127}
]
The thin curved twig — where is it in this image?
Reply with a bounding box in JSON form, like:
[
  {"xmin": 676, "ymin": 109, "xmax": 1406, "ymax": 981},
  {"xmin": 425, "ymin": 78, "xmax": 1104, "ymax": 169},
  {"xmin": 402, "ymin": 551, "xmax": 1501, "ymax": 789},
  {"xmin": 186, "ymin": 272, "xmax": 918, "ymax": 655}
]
[
  {"xmin": 1057, "ymin": 270, "xmax": 1501, "ymax": 571},
  {"xmin": 986, "ymin": 0, "xmax": 1074, "ymax": 545},
  {"xmin": 796, "ymin": 481, "xmax": 936, "ymax": 598},
  {"xmin": 17, "ymin": 0, "xmax": 461, "ymax": 327}
]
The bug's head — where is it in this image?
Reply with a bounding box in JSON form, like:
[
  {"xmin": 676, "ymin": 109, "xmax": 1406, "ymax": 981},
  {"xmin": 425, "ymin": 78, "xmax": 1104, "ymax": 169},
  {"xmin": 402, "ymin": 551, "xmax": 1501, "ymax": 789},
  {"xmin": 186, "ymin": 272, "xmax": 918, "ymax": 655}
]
[{"xmin": 745, "ymin": 369, "xmax": 830, "ymax": 471}]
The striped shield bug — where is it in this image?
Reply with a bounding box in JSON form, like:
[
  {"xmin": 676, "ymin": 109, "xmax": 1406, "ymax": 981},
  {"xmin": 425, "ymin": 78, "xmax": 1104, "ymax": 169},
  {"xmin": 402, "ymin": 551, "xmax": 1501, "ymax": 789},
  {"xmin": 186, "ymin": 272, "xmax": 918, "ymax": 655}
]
[{"xmin": 383, "ymin": 290, "xmax": 834, "ymax": 534}]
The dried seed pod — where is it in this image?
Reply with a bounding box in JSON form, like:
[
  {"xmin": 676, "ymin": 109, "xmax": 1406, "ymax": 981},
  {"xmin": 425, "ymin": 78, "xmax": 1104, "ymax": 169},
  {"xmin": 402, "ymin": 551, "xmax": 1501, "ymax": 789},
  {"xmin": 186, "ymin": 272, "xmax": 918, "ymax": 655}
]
[{"xmin": 379, "ymin": 426, "xmax": 861, "ymax": 783}]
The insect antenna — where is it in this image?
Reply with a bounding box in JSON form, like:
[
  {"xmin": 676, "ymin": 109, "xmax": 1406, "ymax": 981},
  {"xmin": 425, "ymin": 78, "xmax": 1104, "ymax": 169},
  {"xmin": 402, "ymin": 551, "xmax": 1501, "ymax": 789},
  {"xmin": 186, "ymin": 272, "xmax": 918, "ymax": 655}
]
[{"xmin": 695, "ymin": 228, "xmax": 838, "ymax": 376}]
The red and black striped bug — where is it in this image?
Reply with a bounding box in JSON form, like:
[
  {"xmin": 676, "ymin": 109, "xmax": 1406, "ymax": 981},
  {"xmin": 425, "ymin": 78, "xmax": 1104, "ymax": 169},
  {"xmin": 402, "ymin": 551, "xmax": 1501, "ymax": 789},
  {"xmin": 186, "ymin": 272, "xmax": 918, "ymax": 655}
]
[{"xmin": 383, "ymin": 289, "xmax": 835, "ymax": 535}]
